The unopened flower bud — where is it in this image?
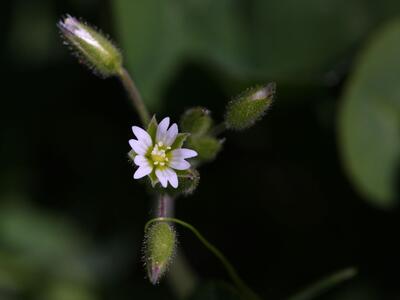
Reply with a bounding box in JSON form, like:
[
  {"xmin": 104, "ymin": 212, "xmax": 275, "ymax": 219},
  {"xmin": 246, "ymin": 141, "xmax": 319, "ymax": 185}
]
[
  {"xmin": 188, "ymin": 136, "xmax": 223, "ymax": 162},
  {"xmin": 225, "ymin": 83, "xmax": 276, "ymax": 130},
  {"xmin": 153, "ymin": 168, "xmax": 200, "ymax": 197},
  {"xmin": 180, "ymin": 107, "xmax": 213, "ymax": 136},
  {"xmin": 58, "ymin": 15, "xmax": 122, "ymax": 78},
  {"xmin": 144, "ymin": 222, "xmax": 176, "ymax": 284}
]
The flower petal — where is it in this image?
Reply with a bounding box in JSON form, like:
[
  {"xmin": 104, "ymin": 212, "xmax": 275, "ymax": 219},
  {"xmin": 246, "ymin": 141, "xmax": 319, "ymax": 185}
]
[
  {"xmin": 129, "ymin": 139, "xmax": 150, "ymax": 155},
  {"xmin": 156, "ymin": 117, "xmax": 170, "ymax": 144},
  {"xmin": 171, "ymin": 148, "xmax": 198, "ymax": 159},
  {"xmin": 134, "ymin": 165, "xmax": 152, "ymax": 179},
  {"xmin": 134, "ymin": 155, "xmax": 150, "ymax": 167},
  {"xmin": 164, "ymin": 123, "xmax": 178, "ymax": 146},
  {"xmin": 155, "ymin": 168, "xmax": 168, "ymax": 188},
  {"xmin": 132, "ymin": 126, "xmax": 152, "ymax": 147},
  {"xmin": 169, "ymin": 159, "xmax": 191, "ymax": 170},
  {"xmin": 155, "ymin": 168, "xmax": 178, "ymax": 188},
  {"xmin": 165, "ymin": 168, "xmax": 178, "ymax": 188}
]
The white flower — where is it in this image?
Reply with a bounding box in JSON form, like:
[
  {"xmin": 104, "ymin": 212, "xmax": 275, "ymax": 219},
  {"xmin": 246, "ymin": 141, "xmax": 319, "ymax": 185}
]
[{"xmin": 129, "ymin": 117, "xmax": 197, "ymax": 188}]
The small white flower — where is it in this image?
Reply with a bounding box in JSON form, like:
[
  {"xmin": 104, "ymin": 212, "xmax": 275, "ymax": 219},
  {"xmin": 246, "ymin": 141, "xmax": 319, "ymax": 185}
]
[{"xmin": 129, "ymin": 117, "xmax": 197, "ymax": 188}]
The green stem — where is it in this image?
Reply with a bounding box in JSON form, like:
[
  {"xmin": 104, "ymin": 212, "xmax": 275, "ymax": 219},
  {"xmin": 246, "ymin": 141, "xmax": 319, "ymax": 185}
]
[
  {"xmin": 118, "ymin": 67, "xmax": 151, "ymax": 126},
  {"xmin": 288, "ymin": 267, "xmax": 357, "ymax": 300},
  {"xmin": 145, "ymin": 217, "xmax": 262, "ymax": 300}
]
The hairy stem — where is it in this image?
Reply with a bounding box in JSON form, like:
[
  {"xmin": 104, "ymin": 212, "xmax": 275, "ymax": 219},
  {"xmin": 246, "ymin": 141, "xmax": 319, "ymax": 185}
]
[
  {"xmin": 145, "ymin": 217, "xmax": 262, "ymax": 300},
  {"xmin": 155, "ymin": 195, "xmax": 199, "ymax": 299},
  {"xmin": 118, "ymin": 68, "xmax": 151, "ymax": 126}
]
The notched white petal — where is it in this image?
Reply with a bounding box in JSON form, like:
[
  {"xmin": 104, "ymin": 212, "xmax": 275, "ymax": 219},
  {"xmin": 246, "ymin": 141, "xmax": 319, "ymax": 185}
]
[
  {"xmin": 169, "ymin": 159, "xmax": 191, "ymax": 170},
  {"xmin": 134, "ymin": 165, "xmax": 152, "ymax": 179},
  {"xmin": 156, "ymin": 117, "xmax": 170, "ymax": 143},
  {"xmin": 164, "ymin": 123, "xmax": 178, "ymax": 146},
  {"xmin": 155, "ymin": 169, "xmax": 168, "ymax": 188},
  {"xmin": 129, "ymin": 139, "xmax": 149, "ymax": 155},
  {"xmin": 132, "ymin": 126, "xmax": 152, "ymax": 147},
  {"xmin": 165, "ymin": 168, "xmax": 178, "ymax": 188},
  {"xmin": 171, "ymin": 148, "xmax": 198, "ymax": 159},
  {"xmin": 134, "ymin": 155, "xmax": 150, "ymax": 167}
]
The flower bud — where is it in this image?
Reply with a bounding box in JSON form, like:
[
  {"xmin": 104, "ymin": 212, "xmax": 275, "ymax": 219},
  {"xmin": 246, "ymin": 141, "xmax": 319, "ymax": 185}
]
[
  {"xmin": 188, "ymin": 136, "xmax": 223, "ymax": 162},
  {"xmin": 144, "ymin": 222, "xmax": 176, "ymax": 284},
  {"xmin": 225, "ymin": 83, "xmax": 275, "ymax": 130},
  {"xmin": 153, "ymin": 169, "xmax": 200, "ymax": 197},
  {"xmin": 180, "ymin": 107, "xmax": 212, "ymax": 136},
  {"xmin": 58, "ymin": 15, "xmax": 122, "ymax": 78}
]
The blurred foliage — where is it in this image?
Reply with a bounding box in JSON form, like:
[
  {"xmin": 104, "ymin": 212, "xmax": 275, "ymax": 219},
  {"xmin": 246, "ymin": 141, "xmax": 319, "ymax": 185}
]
[
  {"xmin": 114, "ymin": 0, "xmax": 400, "ymax": 109},
  {"xmin": 339, "ymin": 20, "xmax": 400, "ymax": 209},
  {"xmin": 0, "ymin": 199, "xmax": 97, "ymax": 300},
  {"xmin": 2, "ymin": 0, "xmax": 400, "ymax": 299},
  {"xmin": 7, "ymin": 0, "xmax": 58, "ymax": 66}
]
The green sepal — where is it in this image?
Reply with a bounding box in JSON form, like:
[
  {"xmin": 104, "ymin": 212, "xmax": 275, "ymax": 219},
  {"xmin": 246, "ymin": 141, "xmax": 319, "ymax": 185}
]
[
  {"xmin": 170, "ymin": 133, "xmax": 190, "ymax": 150},
  {"xmin": 147, "ymin": 115, "xmax": 158, "ymax": 143},
  {"xmin": 152, "ymin": 169, "xmax": 200, "ymax": 197},
  {"xmin": 180, "ymin": 107, "xmax": 213, "ymax": 136},
  {"xmin": 144, "ymin": 222, "xmax": 176, "ymax": 284},
  {"xmin": 148, "ymin": 171, "xmax": 158, "ymax": 188},
  {"xmin": 225, "ymin": 82, "xmax": 275, "ymax": 130},
  {"xmin": 127, "ymin": 149, "xmax": 136, "ymax": 163},
  {"xmin": 188, "ymin": 136, "xmax": 223, "ymax": 163}
]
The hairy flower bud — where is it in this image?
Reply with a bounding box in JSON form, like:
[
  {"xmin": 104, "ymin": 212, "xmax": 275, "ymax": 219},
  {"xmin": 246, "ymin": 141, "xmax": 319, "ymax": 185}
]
[
  {"xmin": 180, "ymin": 107, "xmax": 212, "ymax": 136},
  {"xmin": 188, "ymin": 136, "xmax": 223, "ymax": 162},
  {"xmin": 225, "ymin": 83, "xmax": 276, "ymax": 130},
  {"xmin": 58, "ymin": 15, "xmax": 122, "ymax": 77},
  {"xmin": 144, "ymin": 222, "xmax": 176, "ymax": 284},
  {"xmin": 153, "ymin": 168, "xmax": 200, "ymax": 197}
]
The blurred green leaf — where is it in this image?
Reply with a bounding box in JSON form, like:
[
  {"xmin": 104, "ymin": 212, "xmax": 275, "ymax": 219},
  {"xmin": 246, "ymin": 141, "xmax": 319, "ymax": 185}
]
[
  {"xmin": 0, "ymin": 202, "xmax": 96, "ymax": 295},
  {"xmin": 40, "ymin": 281, "xmax": 96, "ymax": 300},
  {"xmin": 188, "ymin": 281, "xmax": 241, "ymax": 300},
  {"xmin": 0, "ymin": 204, "xmax": 87, "ymax": 264},
  {"xmin": 113, "ymin": 0, "xmax": 396, "ymax": 109},
  {"xmin": 339, "ymin": 20, "xmax": 400, "ymax": 209},
  {"xmin": 8, "ymin": 0, "xmax": 57, "ymax": 66}
]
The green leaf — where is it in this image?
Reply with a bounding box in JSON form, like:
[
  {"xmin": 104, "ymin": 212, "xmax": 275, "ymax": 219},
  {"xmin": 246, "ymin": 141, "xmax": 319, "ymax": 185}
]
[
  {"xmin": 339, "ymin": 20, "xmax": 400, "ymax": 209},
  {"xmin": 113, "ymin": 0, "xmax": 399, "ymax": 108}
]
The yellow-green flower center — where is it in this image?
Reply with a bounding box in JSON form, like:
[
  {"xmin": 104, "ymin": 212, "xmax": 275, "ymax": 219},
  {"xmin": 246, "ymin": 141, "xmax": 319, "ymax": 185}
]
[{"xmin": 150, "ymin": 142, "xmax": 171, "ymax": 167}]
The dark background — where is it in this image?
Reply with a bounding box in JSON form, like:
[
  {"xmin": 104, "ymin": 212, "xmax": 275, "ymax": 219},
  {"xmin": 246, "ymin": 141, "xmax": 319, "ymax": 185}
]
[{"xmin": 1, "ymin": 0, "xmax": 400, "ymax": 299}]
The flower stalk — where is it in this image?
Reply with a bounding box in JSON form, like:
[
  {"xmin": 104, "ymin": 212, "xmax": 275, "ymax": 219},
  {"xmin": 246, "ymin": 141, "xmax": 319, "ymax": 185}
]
[
  {"xmin": 145, "ymin": 217, "xmax": 262, "ymax": 300},
  {"xmin": 118, "ymin": 68, "xmax": 151, "ymax": 126}
]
